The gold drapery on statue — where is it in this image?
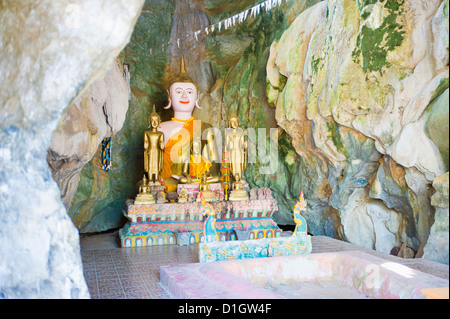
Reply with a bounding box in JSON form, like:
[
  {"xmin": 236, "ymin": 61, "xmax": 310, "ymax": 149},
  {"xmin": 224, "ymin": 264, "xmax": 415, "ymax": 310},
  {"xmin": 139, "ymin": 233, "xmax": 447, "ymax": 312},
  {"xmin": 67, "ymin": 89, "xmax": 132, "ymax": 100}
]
[
  {"xmin": 161, "ymin": 118, "xmax": 194, "ymax": 180},
  {"xmin": 188, "ymin": 154, "xmax": 212, "ymax": 180}
]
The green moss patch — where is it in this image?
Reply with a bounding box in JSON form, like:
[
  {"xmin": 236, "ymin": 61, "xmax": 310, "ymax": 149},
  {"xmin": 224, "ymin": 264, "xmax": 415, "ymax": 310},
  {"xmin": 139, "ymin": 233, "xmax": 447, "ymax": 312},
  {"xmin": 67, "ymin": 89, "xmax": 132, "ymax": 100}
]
[{"xmin": 352, "ymin": 0, "xmax": 406, "ymax": 75}]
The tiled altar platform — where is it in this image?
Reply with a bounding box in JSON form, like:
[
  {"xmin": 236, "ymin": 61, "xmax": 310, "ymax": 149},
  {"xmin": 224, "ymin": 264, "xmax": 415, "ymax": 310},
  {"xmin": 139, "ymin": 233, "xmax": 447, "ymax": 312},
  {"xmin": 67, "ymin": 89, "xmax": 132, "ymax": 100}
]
[
  {"xmin": 119, "ymin": 198, "xmax": 281, "ymax": 247},
  {"xmin": 80, "ymin": 234, "xmax": 449, "ymax": 299}
]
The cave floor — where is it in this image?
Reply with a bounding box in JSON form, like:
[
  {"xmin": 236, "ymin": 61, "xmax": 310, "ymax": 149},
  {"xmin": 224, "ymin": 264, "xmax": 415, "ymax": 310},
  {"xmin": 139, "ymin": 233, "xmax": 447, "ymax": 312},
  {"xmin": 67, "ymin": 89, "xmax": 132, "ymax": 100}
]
[{"xmin": 80, "ymin": 232, "xmax": 449, "ymax": 299}]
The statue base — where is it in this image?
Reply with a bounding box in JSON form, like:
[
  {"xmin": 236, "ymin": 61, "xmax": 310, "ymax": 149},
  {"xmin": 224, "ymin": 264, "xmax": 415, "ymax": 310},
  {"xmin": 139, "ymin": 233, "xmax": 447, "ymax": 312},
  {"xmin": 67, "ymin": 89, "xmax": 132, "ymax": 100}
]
[
  {"xmin": 229, "ymin": 188, "xmax": 249, "ymax": 201},
  {"xmin": 119, "ymin": 192, "xmax": 282, "ymax": 247},
  {"xmin": 177, "ymin": 183, "xmax": 223, "ymax": 201},
  {"xmin": 137, "ymin": 178, "xmax": 166, "ymax": 194},
  {"xmin": 148, "ymin": 181, "xmax": 161, "ymax": 186},
  {"xmin": 199, "ymin": 234, "xmax": 312, "ymax": 262},
  {"xmin": 196, "ymin": 190, "xmax": 217, "ymax": 202},
  {"xmin": 134, "ymin": 193, "xmax": 156, "ymax": 205}
]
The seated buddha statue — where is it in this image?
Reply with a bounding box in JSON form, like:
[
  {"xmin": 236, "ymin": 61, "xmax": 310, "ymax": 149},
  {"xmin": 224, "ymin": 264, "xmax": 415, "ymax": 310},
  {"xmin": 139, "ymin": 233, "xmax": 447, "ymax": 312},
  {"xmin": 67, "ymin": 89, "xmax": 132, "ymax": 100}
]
[
  {"xmin": 158, "ymin": 57, "xmax": 220, "ymax": 192},
  {"xmin": 177, "ymin": 138, "xmax": 220, "ymax": 184},
  {"xmin": 135, "ymin": 174, "xmax": 156, "ymax": 204},
  {"xmin": 196, "ymin": 173, "xmax": 217, "ymax": 202}
]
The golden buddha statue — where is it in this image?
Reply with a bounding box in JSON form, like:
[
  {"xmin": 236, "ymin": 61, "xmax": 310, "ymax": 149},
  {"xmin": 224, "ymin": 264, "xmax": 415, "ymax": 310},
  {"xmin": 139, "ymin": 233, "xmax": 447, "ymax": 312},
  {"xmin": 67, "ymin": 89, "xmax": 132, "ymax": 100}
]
[
  {"xmin": 196, "ymin": 173, "xmax": 217, "ymax": 202},
  {"xmin": 178, "ymin": 186, "xmax": 188, "ymax": 203},
  {"xmin": 144, "ymin": 105, "xmax": 164, "ymax": 185},
  {"xmin": 135, "ymin": 174, "xmax": 156, "ymax": 204},
  {"xmin": 225, "ymin": 110, "xmax": 249, "ymax": 201},
  {"xmin": 158, "ymin": 56, "xmax": 220, "ymax": 192},
  {"xmin": 178, "ymin": 138, "xmax": 220, "ymax": 184}
]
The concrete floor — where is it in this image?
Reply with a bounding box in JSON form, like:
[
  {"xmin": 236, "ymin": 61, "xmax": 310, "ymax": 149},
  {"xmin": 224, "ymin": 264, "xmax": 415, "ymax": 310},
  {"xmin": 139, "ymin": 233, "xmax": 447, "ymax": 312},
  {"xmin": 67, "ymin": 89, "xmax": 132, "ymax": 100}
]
[{"xmin": 80, "ymin": 231, "xmax": 449, "ymax": 299}]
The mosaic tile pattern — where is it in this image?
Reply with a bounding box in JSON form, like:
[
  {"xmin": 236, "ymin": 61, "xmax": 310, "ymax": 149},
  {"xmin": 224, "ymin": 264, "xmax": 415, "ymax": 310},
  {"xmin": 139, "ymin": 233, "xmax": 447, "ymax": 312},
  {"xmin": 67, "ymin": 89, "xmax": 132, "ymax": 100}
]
[
  {"xmin": 81, "ymin": 244, "xmax": 199, "ymax": 299},
  {"xmin": 81, "ymin": 235, "xmax": 449, "ymax": 299}
]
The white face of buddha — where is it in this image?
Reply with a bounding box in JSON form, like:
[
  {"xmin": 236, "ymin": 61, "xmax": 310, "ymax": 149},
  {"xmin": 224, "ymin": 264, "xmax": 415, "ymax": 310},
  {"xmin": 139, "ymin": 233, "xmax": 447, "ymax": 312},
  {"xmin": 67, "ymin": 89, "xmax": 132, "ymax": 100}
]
[{"xmin": 170, "ymin": 82, "xmax": 197, "ymax": 113}]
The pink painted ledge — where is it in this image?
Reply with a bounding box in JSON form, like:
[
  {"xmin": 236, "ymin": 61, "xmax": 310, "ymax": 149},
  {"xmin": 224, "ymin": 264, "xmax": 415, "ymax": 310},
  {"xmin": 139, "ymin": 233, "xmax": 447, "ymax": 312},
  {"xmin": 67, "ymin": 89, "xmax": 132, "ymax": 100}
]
[{"xmin": 160, "ymin": 250, "xmax": 449, "ymax": 299}]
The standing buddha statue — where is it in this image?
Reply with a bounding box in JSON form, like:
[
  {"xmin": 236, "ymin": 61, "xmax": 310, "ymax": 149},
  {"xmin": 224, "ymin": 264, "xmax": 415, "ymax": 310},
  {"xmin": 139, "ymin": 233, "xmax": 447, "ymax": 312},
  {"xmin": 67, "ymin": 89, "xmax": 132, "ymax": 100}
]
[
  {"xmin": 144, "ymin": 105, "xmax": 164, "ymax": 185},
  {"xmin": 225, "ymin": 110, "xmax": 249, "ymax": 201}
]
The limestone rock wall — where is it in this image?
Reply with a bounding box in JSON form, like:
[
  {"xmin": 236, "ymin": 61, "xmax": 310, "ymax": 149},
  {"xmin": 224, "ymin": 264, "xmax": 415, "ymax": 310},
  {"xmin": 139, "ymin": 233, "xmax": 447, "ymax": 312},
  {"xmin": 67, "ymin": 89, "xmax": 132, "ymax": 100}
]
[
  {"xmin": 423, "ymin": 172, "xmax": 449, "ymax": 264},
  {"xmin": 48, "ymin": 58, "xmax": 130, "ymax": 229},
  {"xmin": 267, "ymin": 0, "xmax": 449, "ymax": 262},
  {"xmin": 0, "ymin": 0, "xmax": 144, "ymax": 298},
  {"xmin": 67, "ymin": 0, "xmax": 176, "ymax": 233}
]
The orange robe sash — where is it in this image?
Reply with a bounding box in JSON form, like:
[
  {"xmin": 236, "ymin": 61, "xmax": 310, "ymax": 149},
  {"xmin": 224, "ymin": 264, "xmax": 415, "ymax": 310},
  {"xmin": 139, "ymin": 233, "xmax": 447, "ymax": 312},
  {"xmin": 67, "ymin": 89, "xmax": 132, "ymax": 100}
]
[
  {"xmin": 188, "ymin": 154, "xmax": 212, "ymax": 179},
  {"xmin": 161, "ymin": 120, "xmax": 194, "ymax": 179}
]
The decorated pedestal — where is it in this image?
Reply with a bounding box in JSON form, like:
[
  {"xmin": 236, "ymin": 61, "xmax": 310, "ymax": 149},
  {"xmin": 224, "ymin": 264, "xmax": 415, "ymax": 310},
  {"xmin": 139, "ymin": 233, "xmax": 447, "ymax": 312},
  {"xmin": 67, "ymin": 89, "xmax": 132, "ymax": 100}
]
[
  {"xmin": 119, "ymin": 197, "xmax": 282, "ymax": 247},
  {"xmin": 148, "ymin": 184, "xmax": 166, "ymax": 193},
  {"xmin": 198, "ymin": 234, "xmax": 312, "ymax": 262},
  {"xmin": 176, "ymin": 183, "xmax": 224, "ymax": 201},
  {"xmin": 198, "ymin": 189, "xmax": 312, "ymax": 262}
]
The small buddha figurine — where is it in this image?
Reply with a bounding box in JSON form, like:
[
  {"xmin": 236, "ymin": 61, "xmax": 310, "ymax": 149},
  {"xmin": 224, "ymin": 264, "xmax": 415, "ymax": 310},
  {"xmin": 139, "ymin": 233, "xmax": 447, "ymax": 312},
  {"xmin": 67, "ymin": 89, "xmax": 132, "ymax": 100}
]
[
  {"xmin": 177, "ymin": 138, "xmax": 220, "ymax": 184},
  {"xmin": 135, "ymin": 174, "xmax": 156, "ymax": 204},
  {"xmin": 144, "ymin": 105, "xmax": 164, "ymax": 185},
  {"xmin": 158, "ymin": 56, "xmax": 220, "ymax": 192},
  {"xmin": 196, "ymin": 173, "xmax": 216, "ymax": 202},
  {"xmin": 225, "ymin": 110, "xmax": 249, "ymax": 201},
  {"xmin": 178, "ymin": 186, "xmax": 188, "ymax": 203}
]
